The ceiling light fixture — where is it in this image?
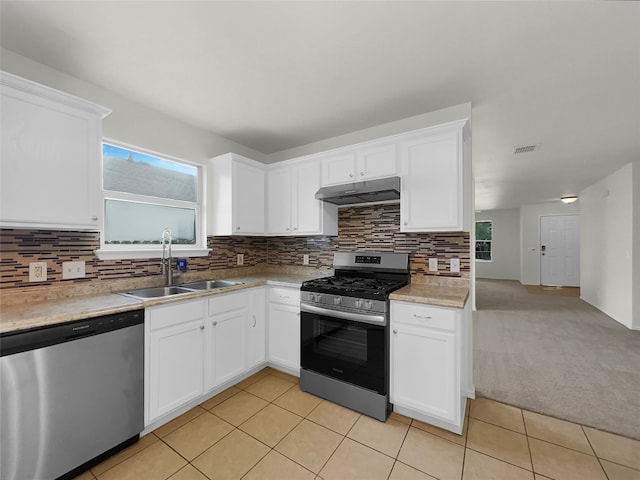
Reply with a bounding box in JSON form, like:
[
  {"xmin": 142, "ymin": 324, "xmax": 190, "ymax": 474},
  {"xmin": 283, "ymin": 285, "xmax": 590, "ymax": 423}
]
[{"xmin": 560, "ymin": 195, "xmax": 578, "ymax": 204}]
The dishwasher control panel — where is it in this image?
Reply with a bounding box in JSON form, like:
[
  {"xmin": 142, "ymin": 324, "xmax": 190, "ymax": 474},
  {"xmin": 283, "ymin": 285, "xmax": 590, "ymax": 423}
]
[{"xmin": 0, "ymin": 309, "xmax": 144, "ymax": 357}]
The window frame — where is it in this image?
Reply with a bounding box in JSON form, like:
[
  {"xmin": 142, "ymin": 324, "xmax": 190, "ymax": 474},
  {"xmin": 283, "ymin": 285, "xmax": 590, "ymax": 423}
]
[
  {"xmin": 475, "ymin": 220, "xmax": 493, "ymax": 262},
  {"xmin": 95, "ymin": 138, "xmax": 210, "ymax": 260}
]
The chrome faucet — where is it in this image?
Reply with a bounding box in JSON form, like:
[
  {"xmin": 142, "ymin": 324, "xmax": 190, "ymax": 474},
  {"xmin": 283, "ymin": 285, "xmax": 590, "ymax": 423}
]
[{"xmin": 161, "ymin": 228, "xmax": 174, "ymax": 285}]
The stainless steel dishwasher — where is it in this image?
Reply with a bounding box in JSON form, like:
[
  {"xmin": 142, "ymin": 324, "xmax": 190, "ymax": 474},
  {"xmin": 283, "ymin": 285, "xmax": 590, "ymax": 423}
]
[{"xmin": 1, "ymin": 309, "xmax": 144, "ymax": 480}]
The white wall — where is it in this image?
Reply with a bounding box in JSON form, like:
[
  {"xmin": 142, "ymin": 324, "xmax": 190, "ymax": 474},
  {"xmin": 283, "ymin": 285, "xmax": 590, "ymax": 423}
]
[
  {"xmin": 266, "ymin": 103, "xmax": 472, "ymax": 163},
  {"xmin": 580, "ymin": 163, "xmax": 635, "ymax": 329},
  {"xmin": 0, "ymin": 48, "xmax": 265, "ymax": 165},
  {"xmin": 520, "ymin": 201, "xmax": 580, "ymax": 285},
  {"xmin": 475, "ymin": 208, "xmax": 520, "ymax": 280}
]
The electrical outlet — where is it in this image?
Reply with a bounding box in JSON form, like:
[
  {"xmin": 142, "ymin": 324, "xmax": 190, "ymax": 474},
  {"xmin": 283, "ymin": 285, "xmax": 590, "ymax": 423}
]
[
  {"xmin": 450, "ymin": 258, "xmax": 460, "ymax": 273},
  {"xmin": 237, "ymin": 253, "xmax": 244, "ymax": 266},
  {"xmin": 29, "ymin": 262, "xmax": 48, "ymax": 282},
  {"xmin": 303, "ymin": 254, "xmax": 309, "ymax": 265},
  {"xmin": 428, "ymin": 258, "xmax": 438, "ymax": 272},
  {"xmin": 63, "ymin": 261, "xmax": 86, "ymax": 279}
]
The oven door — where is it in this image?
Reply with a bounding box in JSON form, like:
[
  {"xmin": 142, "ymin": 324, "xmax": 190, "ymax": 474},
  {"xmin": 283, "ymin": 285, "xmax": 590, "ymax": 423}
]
[{"xmin": 300, "ymin": 305, "xmax": 388, "ymax": 394}]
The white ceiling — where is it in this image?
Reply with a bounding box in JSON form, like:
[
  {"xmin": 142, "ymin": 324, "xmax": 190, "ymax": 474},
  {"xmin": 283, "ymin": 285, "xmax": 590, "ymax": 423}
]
[{"xmin": 1, "ymin": 1, "xmax": 639, "ymax": 211}]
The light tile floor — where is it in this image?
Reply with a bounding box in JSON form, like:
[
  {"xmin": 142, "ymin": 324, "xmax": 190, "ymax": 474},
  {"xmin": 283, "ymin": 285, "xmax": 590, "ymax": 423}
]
[{"xmin": 77, "ymin": 367, "xmax": 640, "ymax": 480}]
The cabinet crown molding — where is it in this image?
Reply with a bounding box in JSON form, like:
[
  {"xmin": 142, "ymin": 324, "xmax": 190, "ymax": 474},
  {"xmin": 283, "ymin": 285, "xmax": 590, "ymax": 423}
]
[{"xmin": 1, "ymin": 70, "xmax": 111, "ymax": 118}]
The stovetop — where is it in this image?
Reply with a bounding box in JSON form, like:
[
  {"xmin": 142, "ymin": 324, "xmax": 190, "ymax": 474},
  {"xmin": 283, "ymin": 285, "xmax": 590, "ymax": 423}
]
[{"xmin": 301, "ymin": 275, "xmax": 408, "ymax": 300}]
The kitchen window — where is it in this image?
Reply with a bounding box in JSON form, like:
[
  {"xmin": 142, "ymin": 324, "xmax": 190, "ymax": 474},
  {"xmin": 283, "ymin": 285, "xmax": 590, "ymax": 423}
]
[
  {"xmin": 475, "ymin": 220, "xmax": 492, "ymax": 261},
  {"xmin": 96, "ymin": 141, "xmax": 209, "ymax": 259}
]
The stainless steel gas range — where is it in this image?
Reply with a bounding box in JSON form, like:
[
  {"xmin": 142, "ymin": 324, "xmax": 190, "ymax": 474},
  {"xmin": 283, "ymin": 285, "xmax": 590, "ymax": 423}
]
[{"xmin": 299, "ymin": 252, "xmax": 410, "ymax": 421}]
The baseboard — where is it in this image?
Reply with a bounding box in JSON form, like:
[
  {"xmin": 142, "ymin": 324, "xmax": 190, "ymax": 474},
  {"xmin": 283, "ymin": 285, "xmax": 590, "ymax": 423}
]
[{"xmin": 393, "ymin": 404, "xmax": 464, "ymax": 435}]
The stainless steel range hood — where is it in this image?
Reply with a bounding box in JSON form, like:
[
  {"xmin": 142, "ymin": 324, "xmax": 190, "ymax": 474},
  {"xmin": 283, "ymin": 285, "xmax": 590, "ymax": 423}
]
[{"xmin": 315, "ymin": 176, "xmax": 401, "ymax": 206}]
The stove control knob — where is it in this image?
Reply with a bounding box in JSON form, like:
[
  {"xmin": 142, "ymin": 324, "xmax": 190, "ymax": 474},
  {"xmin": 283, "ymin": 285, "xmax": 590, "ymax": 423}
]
[
  {"xmin": 355, "ymin": 299, "xmax": 363, "ymax": 309},
  {"xmin": 333, "ymin": 296, "xmax": 342, "ymax": 305},
  {"xmin": 364, "ymin": 300, "xmax": 373, "ymax": 310}
]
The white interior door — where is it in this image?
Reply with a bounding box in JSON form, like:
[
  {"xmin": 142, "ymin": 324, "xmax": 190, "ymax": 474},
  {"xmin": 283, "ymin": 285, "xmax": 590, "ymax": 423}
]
[{"xmin": 540, "ymin": 215, "xmax": 580, "ymax": 286}]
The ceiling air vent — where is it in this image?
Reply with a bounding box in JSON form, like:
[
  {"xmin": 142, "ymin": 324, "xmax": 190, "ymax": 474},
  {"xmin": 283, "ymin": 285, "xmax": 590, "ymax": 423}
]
[{"xmin": 513, "ymin": 145, "xmax": 537, "ymax": 154}]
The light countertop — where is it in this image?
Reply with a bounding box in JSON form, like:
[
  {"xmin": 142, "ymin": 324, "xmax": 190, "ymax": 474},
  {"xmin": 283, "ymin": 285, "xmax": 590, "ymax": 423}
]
[
  {"xmin": 390, "ymin": 282, "xmax": 469, "ymax": 309},
  {"xmin": 0, "ymin": 273, "xmax": 316, "ymax": 335}
]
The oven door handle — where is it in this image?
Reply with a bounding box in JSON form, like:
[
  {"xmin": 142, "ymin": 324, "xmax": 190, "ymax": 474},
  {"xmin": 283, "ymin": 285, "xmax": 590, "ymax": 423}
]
[{"xmin": 300, "ymin": 303, "xmax": 387, "ymax": 326}]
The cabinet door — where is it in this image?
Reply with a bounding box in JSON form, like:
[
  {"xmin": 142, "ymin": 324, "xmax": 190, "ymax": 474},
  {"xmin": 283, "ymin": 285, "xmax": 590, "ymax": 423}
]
[
  {"xmin": 292, "ymin": 160, "xmax": 323, "ymax": 234},
  {"xmin": 391, "ymin": 324, "xmax": 457, "ymax": 422},
  {"xmin": 321, "ymin": 151, "xmax": 356, "ymax": 186},
  {"xmin": 247, "ymin": 288, "xmax": 267, "ymax": 370},
  {"xmin": 357, "ymin": 143, "xmax": 397, "ymax": 180},
  {"xmin": 399, "ymin": 132, "xmax": 462, "ymax": 232},
  {"xmin": 266, "ymin": 167, "xmax": 292, "ymax": 235},
  {"xmin": 268, "ymin": 303, "xmax": 301, "ymax": 372},
  {"xmin": 233, "ymin": 161, "xmax": 265, "ymax": 234},
  {"xmin": 207, "ymin": 308, "xmax": 247, "ymax": 389},
  {"xmin": 147, "ymin": 318, "xmax": 205, "ymax": 423},
  {"xmin": 1, "ymin": 82, "xmax": 104, "ymax": 230}
]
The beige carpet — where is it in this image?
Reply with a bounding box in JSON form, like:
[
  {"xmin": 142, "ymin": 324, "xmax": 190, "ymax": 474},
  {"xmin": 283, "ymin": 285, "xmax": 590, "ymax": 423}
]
[{"xmin": 474, "ymin": 279, "xmax": 640, "ymax": 440}]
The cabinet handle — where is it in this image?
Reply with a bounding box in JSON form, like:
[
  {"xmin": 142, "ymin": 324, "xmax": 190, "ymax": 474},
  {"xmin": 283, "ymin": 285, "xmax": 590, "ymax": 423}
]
[
  {"xmin": 280, "ymin": 295, "xmax": 290, "ymax": 299},
  {"xmin": 360, "ymin": 171, "xmax": 364, "ymax": 176},
  {"xmin": 236, "ymin": 226, "xmax": 241, "ymax": 230},
  {"xmin": 349, "ymin": 173, "xmax": 354, "ymax": 178},
  {"xmin": 91, "ymin": 215, "xmax": 98, "ymax": 221},
  {"xmin": 294, "ymin": 227, "xmax": 298, "ymax": 231},
  {"xmin": 413, "ymin": 314, "xmax": 432, "ymax": 320},
  {"xmin": 393, "ymin": 329, "xmax": 398, "ymax": 334},
  {"xmin": 252, "ymin": 314, "xmax": 257, "ymax": 328},
  {"xmin": 200, "ymin": 325, "xmax": 205, "ymax": 330},
  {"xmin": 286, "ymin": 227, "xmax": 290, "ymax": 231},
  {"xmin": 404, "ymin": 221, "xmax": 408, "ymax": 225},
  {"xmin": 212, "ymin": 321, "xmax": 218, "ymax": 326}
]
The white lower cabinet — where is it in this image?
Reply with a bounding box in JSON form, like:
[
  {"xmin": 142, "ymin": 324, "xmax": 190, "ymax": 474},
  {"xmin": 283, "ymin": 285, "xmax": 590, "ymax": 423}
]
[
  {"xmin": 205, "ymin": 291, "xmax": 248, "ymax": 390},
  {"xmin": 247, "ymin": 287, "xmax": 267, "ymax": 370},
  {"xmin": 267, "ymin": 286, "xmax": 301, "ymax": 374},
  {"xmin": 390, "ymin": 300, "xmax": 467, "ymax": 434},
  {"xmin": 146, "ymin": 298, "xmax": 206, "ymax": 424},
  {"xmin": 145, "ymin": 287, "xmax": 267, "ymax": 427}
]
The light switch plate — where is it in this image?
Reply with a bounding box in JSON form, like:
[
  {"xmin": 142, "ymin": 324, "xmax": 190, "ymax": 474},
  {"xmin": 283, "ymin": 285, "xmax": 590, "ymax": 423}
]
[
  {"xmin": 29, "ymin": 262, "xmax": 47, "ymax": 282},
  {"xmin": 63, "ymin": 261, "xmax": 85, "ymax": 279},
  {"xmin": 450, "ymin": 258, "xmax": 460, "ymax": 273},
  {"xmin": 303, "ymin": 254, "xmax": 309, "ymax": 265},
  {"xmin": 428, "ymin": 258, "xmax": 438, "ymax": 272},
  {"xmin": 237, "ymin": 254, "xmax": 244, "ymax": 266}
]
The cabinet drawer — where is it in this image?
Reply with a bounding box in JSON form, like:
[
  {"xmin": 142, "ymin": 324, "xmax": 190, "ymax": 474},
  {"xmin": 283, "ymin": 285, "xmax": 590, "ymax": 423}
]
[
  {"xmin": 391, "ymin": 301, "xmax": 457, "ymax": 332},
  {"xmin": 208, "ymin": 290, "xmax": 247, "ymax": 315},
  {"xmin": 269, "ymin": 287, "xmax": 300, "ymax": 306},
  {"xmin": 148, "ymin": 299, "xmax": 205, "ymax": 331}
]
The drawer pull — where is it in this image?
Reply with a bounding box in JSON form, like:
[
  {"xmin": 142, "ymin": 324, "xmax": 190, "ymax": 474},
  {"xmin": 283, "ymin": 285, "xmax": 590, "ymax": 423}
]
[
  {"xmin": 200, "ymin": 325, "xmax": 205, "ymax": 330},
  {"xmin": 280, "ymin": 295, "xmax": 290, "ymax": 299},
  {"xmin": 413, "ymin": 314, "xmax": 433, "ymax": 320},
  {"xmin": 252, "ymin": 314, "xmax": 257, "ymax": 328},
  {"xmin": 393, "ymin": 329, "xmax": 398, "ymax": 334},
  {"xmin": 212, "ymin": 321, "xmax": 218, "ymax": 326}
]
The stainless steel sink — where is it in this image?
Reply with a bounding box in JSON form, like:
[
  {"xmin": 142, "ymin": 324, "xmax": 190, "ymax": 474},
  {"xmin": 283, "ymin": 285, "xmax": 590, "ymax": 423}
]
[
  {"xmin": 119, "ymin": 286, "xmax": 195, "ymax": 300},
  {"xmin": 180, "ymin": 280, "xmax": 244, "ymax": 291}
]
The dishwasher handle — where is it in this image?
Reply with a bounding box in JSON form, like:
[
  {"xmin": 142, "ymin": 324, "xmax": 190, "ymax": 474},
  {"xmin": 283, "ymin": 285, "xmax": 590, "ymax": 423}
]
[{"xmin": 1, "ymin": 309, "xmax": 144, "ymax": 357}]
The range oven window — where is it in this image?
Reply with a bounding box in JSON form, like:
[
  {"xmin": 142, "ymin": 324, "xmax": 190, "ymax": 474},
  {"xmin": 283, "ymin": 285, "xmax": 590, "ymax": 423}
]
[{"xmin": 301, "ymin": 311, "xmax": 387, "ymax": 394}]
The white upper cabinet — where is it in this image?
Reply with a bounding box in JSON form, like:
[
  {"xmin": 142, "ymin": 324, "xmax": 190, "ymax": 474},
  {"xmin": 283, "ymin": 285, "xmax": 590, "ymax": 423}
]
[
  {"xmin": 0, "ymin": 72, "xmax": 111, "ymax": 230},
  {"xmin": 266, "ymin": 158, "xmax": 337, "ymax": 236},
  {"xmin": 357, "ymin": 143, "xmax": 398, "ymax": 180},
  {"xmin": 266, "ymin": 166, "xmax": 293, "ymax": 235},
  {"xmin": 399, "ymin": 120, "xmax": 470, "ymax": 232},
  {"xmin": 321, "ymin": 143, "xmax": 397, "ymax": 186},
  {"xmin": 208, "ymin": 153, "xmax": 265, "ymax": 236}
]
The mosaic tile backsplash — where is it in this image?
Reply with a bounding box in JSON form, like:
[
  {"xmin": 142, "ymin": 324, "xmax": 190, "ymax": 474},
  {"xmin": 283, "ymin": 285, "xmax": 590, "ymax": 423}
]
[{"xmin": 0, "ymin": 204, "xmax": 469, "ymax": 291}]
